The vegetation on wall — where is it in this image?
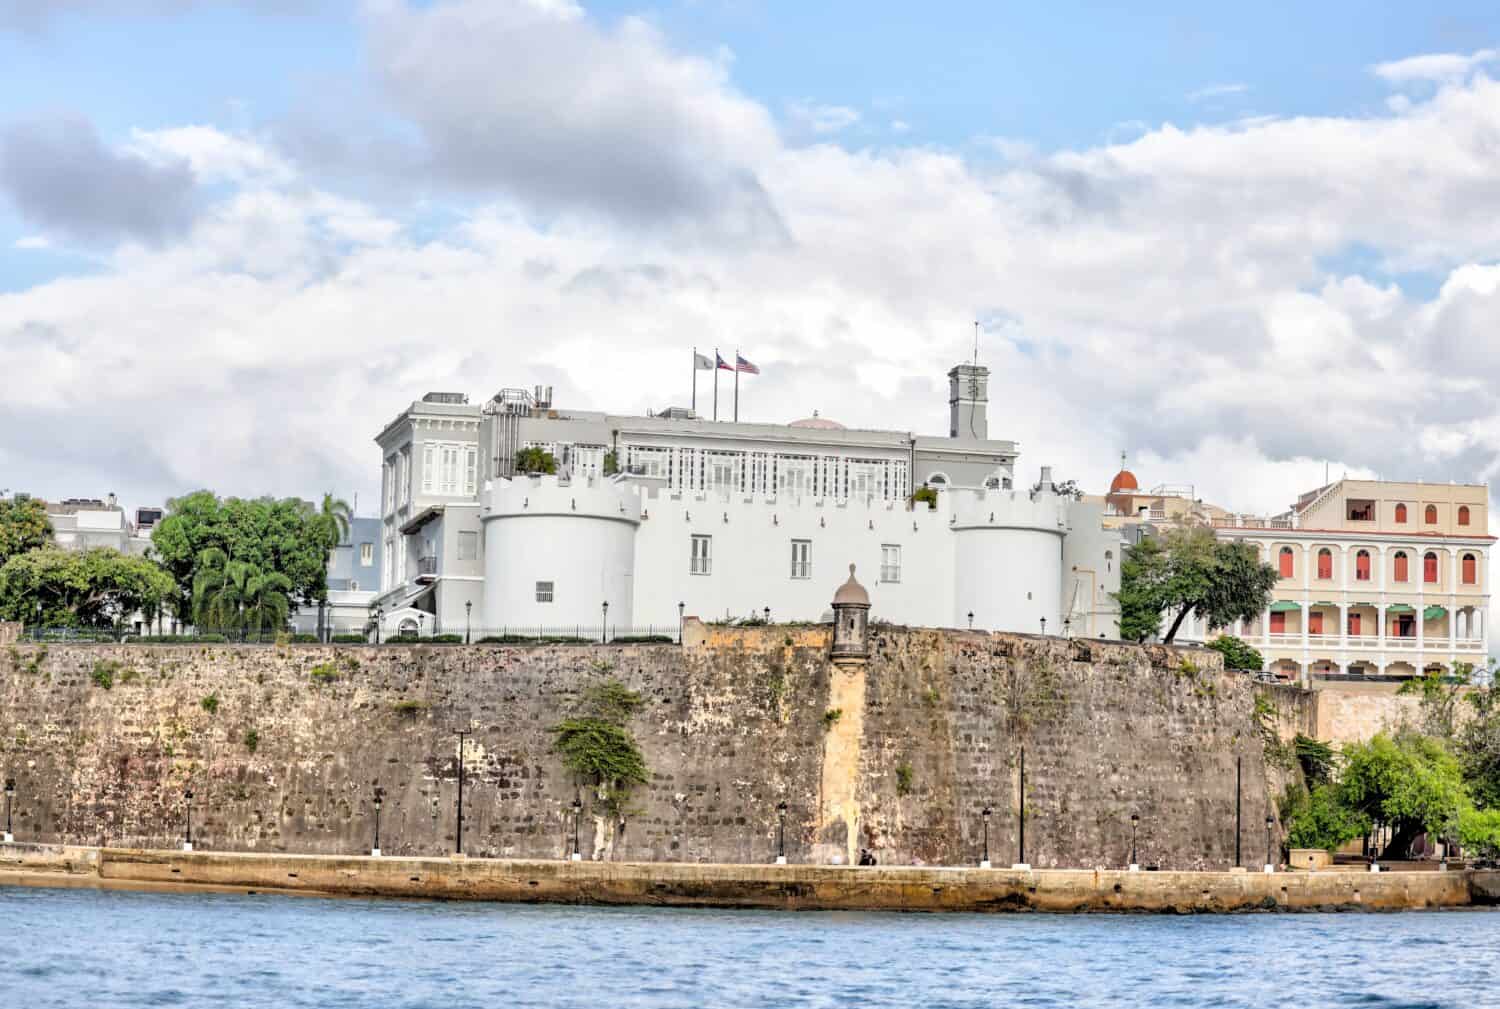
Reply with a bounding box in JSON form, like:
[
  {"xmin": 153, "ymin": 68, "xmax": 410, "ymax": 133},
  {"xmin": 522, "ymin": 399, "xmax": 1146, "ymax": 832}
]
[
  {"xmin": 1208, "ymin": 635, "xmax": 1264, "ymax": 672},
  {"xmin": 514, "ymin": 447, "xmax": 558, "ymax": 475},
  {"xmin": 910, "ymin": 486, "xmax": 938, "ymax": 510},
  {"xmin": 1116, "ymin": 529, "xmax": 1278, "ymax": 644},
  {"xmin": 549, "ymin": 679, "xmax": 649, "ymax": 817}
]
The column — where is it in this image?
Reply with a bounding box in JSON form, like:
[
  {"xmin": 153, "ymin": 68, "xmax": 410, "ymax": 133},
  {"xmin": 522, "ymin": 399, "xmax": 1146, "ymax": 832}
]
[
  {"xmin": 1261, "ymin": 607, "xmax": 1271, "ymax": 647},
  {"xmin": 1339, "ymin": 602, "xmax": 1349, "ymax": 651},
  {"xmin": 1377, "ymin": 603, "xmax": 1387, "ymax": 653}
]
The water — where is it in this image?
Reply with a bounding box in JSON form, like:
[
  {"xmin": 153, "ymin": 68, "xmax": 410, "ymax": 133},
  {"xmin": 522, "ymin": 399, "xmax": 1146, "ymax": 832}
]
[{"xmin": 2, "ymin": 887, "xmax": 1494, "ymax": 1008}]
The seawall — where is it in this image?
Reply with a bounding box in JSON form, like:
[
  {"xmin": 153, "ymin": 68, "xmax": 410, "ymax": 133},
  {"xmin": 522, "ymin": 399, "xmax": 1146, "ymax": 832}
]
[
  {"xmin": 2, "ymin": 843, "xmax": 1493, "ymax": 913},
  {"xmin": 3, "ymin": 628, "xmax": 1274, "ymax": 868}
]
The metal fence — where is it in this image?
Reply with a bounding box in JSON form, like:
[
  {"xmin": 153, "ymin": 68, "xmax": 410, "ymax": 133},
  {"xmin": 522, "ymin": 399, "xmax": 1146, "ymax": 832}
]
[{"xmin": 20, "ymin": 625, "xmax": 685, "ymax": 645}]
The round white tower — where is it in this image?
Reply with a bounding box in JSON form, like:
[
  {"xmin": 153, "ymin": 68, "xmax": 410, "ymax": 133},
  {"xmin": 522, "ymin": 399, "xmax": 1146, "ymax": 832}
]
[{"xmin": 950, "ymin": 484, "xmax": 1067, "ymax": 634}]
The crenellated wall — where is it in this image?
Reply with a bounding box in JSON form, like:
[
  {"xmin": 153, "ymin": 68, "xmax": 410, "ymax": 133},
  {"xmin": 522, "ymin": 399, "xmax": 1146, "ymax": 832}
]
[{"xmin": 0, "ymin": 629, "xmax": 1271, "ymax": 869}]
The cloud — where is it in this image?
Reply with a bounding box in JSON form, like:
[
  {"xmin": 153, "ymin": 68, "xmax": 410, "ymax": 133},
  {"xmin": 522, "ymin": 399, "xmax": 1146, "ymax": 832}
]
[
  {"xmin": 355, "ymin": 0, "xmax": 784, "ymax": 236},
  {"xmin": 1186, "ymin": 83, "xmax": 1249, "ymax": 102},
  {"xmin": 786, "ymin": 100, "xmax": 860, "ymax": 135},
  {"xmin": 889, "ymin": 119, "xmax": 910, "ymax": 134},
  {"xmin": 1371, "ymin": 48, "xmax": 1498, "ymax": 85},
  {"xmin": 0, "ymin": 0, "xmax": 321, "ymax": 32},
  {"xmin": 0, "ymin": 117, "xmax": 199, "ymax": 244},
  {"xmin": 13, "ymin": 235, "xmax": 50, "ymax": 249}
]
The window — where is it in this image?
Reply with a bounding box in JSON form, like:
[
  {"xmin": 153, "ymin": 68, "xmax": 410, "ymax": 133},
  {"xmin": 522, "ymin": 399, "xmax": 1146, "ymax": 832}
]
[
  {"xmin": 1395, "ymin": 503, "xmax": 1407, "ymax": 524},
  {"xmin": 1316, "ymin": 548, "xmax": 1332, "ymax": 580},
  {"xmin": 1459, "ymin": 505, "xmax": 1471, "ymax": 526},
  {"xmin": 1348, "ymin": 613, "xmax": 1361, "ymax": 636},
  {"xmin": 359, "ymin": 543, "xmax": 373, "ymax": 566},
  {"xmin": 790, "ymin": 539, "xmax": 811, "ymax": 579},
  {"xmin": 1347, "ymin": 499, "xmax": 1374, "ymax": 521},
  {"xmin": 690, "ymin": 535, "xmax": 712, "ymax": 575},
  {"xmin": 1309, "ymin": 612, "xmax": 1324, "ymax": 635},
  {"xmin": 1278, "ymin": 547, "xmax": 1294, "ymax": 579},
  {"xmin": 1463, "ymin": 553, "xmax": 1477, "ymax": 585},
  {"xmin": 881, "ymin": 544, "xmax": 901, "ymax": 583},
  {"xmin": 1425, "ymin": 504, "xmax": 1438, "ymax": 525},
  {"xmin": 1355, "ymin": 549, "xmax": 1371, "ymax": 581},
  {"xmin": 1424, "ymin": 551, "xmax": 1438, "ymax": 584},
  {"xmin": 1394, "ymin": 551, "xmax": 1408, "ymax": 582},
  {"xmin": 535, "ymin": 581, "xmax": 554, "ymax": 603},
  {"xmin": 457, "ymin": 531, "xmax": 478, "ymax": 561},
  {"xmin": 1269, "ymin": 612, "xmax": 1286, "ymax": 634}
]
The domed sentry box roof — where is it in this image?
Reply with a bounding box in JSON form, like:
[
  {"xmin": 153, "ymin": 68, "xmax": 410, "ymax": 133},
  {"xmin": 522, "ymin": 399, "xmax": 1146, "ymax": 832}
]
[{"xmin": 832, "ymin": 564, "xmax": 870, "ymax": 608}]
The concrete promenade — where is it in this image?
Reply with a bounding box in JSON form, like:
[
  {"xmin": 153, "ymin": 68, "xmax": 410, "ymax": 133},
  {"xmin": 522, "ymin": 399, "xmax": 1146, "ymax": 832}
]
[{"xmin": 2, "ymin": 843, "xmax": 1497, "ymax": 913}]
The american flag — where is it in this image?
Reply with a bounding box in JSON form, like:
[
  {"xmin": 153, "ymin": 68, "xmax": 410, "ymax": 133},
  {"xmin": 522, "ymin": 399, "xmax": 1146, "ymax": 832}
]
[{"xmin": 736, "ymin": 354, "xmax": 760, "ymax": 374}]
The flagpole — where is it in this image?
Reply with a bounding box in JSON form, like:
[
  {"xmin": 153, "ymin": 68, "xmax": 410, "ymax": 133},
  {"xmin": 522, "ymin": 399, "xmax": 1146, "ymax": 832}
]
[
  {"xmin": 734, "ymin": 348, "xmax": 740, "ymax": 423},
  {"xmin": 713, "ymin": 348, "xmax": 719, "ymax": 422},
  {"xmin": 692, "ymin": 347, "xmax": 697, "ymax": 415}
]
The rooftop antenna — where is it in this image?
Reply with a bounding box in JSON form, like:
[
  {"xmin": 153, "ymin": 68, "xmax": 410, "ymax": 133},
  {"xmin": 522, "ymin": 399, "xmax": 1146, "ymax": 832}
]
[{"xmin": 973, "ymin": 320, "xmax": 980, "ymax": 367}]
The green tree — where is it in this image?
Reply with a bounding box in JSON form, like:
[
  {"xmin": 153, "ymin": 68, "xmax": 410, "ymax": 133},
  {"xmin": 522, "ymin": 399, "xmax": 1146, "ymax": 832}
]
[
  {"xmin": 1397, "ymin": 662, "xmax": 1473, "ymax": 740},
  {"xmin": 1116, "ymin": 528, "xmax": 1278, "ymax": 644},
  {"xmin": 1207, "ymin": 634, "xmax": 1264, "ymax": 672},
  {"xmin": 192, "ymin": 548, "xmax": 293, "ymax": 634},
  {"xmin": 1459, "ymin": 806, "xmax": 1500, "ymax": 859},
  {"xmin": 910, "ymin": 486, "xmax": 939, "ymax": 511},
  {"xmin": 549, "ymin": 679, "xmax": 649, "ymax": 819},
  {"xmin": 515, "ymin": 447, "xmax": 558, "ymax": 474},
  {"xmin": 1285, "ymin": 782, "xmax": 1369, "ymax": 853},
  {"xmin": 312, "ymin": 493, "xmax": 353, "ymax": 639},
  {"xmin": 1457, "ymin": 675, "xmax": 1500, "ymax": 810},
  {"xmin": 1340, "ymin": 732, "xmax": 1468, "ymax": 859},
  {"xmin": 0, "ymin": 546, "xmax": 174, "ymax": 630},
  {"xmin": 0, "ymin": 496, "xmax": 52, "ymax": 567}
]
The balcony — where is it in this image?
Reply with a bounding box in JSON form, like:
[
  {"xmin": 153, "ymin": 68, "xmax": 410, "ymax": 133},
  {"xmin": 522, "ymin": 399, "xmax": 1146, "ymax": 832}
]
[{"xmin": 415, "ymin": 555, "xmax": 438, "ymax": 583}]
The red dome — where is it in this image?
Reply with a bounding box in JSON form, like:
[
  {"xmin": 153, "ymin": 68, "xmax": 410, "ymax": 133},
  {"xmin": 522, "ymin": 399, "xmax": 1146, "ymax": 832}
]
[{"xmin": 1109, "ymin": 469, "xmax": 1139, "ymax": 493}]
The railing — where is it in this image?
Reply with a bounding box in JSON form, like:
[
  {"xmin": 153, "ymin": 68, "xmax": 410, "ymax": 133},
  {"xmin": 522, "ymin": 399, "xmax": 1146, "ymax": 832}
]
[
  {"xmin": 1259, "ymin": 633, "xmax": 1469, "ymax": 652},
  {"xmin": 415, "ymin": 556, "xmax": 438, "ymax": 577}
]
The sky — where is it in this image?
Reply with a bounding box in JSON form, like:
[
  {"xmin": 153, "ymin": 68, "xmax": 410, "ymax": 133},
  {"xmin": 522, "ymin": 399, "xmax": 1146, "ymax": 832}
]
[{"xmin": 5, "ymin": 0, "xmax": 1500, "ymax": 537}]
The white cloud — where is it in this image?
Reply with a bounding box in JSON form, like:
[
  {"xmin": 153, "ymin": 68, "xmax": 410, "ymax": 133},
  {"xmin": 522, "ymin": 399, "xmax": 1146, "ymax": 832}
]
[
  {"xmin": 1186, "ymin": 83, "xmax": 1249, "ymax": 102},
  {"xmin": 786, "ymin": 100, "xmax": 861, "ymax": 135},
  {"xmin": 1371, "ymin": 48, "xmax": 1498, "ymax": 85},
  {"xmin": 13, "ymin": 235, "xmax": 50, "ymax": 249},
  {"xmin": 889, "ymin": 119, "xmax": 910, "ymax": 134}
]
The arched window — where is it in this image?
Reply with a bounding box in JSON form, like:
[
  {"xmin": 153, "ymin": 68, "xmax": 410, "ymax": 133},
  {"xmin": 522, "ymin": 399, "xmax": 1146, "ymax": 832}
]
[
  {"xmin": 1316, "ymin": 548, "xmax": 1332, "ymax": 580},
  {"xmin": 1425, "ymin": 504, "xmax": 1438, "ymax": 525},
  {"xmin": 1459, "ymin": 505, "xmax": 1471, "ymax": 526},
  {"xmin": 927, "ymin": 473, "xmax": 948, "ymax": 486},
  {"xmin": 1463, "ymin": 553, "xmax": 1477, "ymax": 585},
  {"xmin": 1424, "ymin": 551, "xmax": 1438, "ymax": 584},
  {"xmin": 1395, "ymin": 503, "xmax": 1408, "ymax": 524},
  {"xmin": 1278, "ymin": 546, "xmax": 1294, "ymax": 579},
  {"xmin": 1394, "ymin": 551, "xmax": 1408, "ymax": 582},
  {"xmin": 1355, "ymin": 549, "xmax": 1371, "ymax": 581}
]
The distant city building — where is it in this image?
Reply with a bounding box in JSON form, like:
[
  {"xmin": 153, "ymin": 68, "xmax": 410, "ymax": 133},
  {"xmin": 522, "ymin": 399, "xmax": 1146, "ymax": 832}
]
[
  {"xmin": 372, "ymin": 363, "xmax": 1123, "ymax": 639},
  {"xmin": 45, "ymin": 494, "xmax": 155, "ymax": 556},
  {"xmin": 289, "ymin": 515, "xmax": 383, "ymax": 639}
]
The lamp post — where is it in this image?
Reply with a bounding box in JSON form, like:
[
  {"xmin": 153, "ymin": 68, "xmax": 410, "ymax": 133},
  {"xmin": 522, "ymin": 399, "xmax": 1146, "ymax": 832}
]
[
  {"xmin": 1264, "ymin": 815, "xmax": 1275, "ymax": 873},
  {"xmin": 1130, "ymin": 813, "xmax": 1139, "ymax": 871},
  {"xmin": 763, "ymin": 606, "xmax": 771, "ymax": 624},
  {"xmin": 571, "ymin": 794, "xmax": 583, "ymax": 861},
  {"xmin": 182, "ymin": 788, "xmax": 194, "ymax": 852},
  {"xmin": 776, "ymin": 801, "xmax": 788, "ymax": 864},
  {"xmin": 1040, "ymin": 617, "xmax": 1047, "ymax": 636},
  {"xmin": 465, "ymin": 601, "xmax": 472, "ymax": 644},
  {"xmin": 3, "ymin": 778, "xmax": 14, "ymax": 843},
  {"xmin": 1017, "ymin": 745, "xmax": 1027, "ymax": 869},
  {"xmin": 374, "ymin": 605, "xmax": 383, "ymax": 645},
  {"xmin": 601, "ymin": 601, "xmax": 609, "ymax": 644},
  {"xmin": 454, "ymin": 730, "xmax": 469, "ymax": 856},
  {"xmin": 981, "ymin": 806, "xmax": 991, "ymax": 868},
  {"xmin": 1063, "ymin": 617, "xmax": 1071, "ymax": 638},
  {"xmin": 678, "ymin": 602, "xmax": 685, "ymax": 645},
  {"xmin": 371, "ymin": 786, "xmax": 385, "ymax": 856},
  {"xmin": 1234, "ymin": 755, "xmax": 1242, "ymax": 869},
  {"xmin": 967, "ymin": 611, "xmax": 974, "ymax": 630}
]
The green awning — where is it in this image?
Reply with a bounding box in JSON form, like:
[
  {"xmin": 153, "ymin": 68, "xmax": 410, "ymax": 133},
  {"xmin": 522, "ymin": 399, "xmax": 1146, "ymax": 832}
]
[
  {"xmin": 1314, "ymin": 601, "xmax": 1338, "ymax": 608},
  {"xmin": 1423, "ymin": 605, "xmax": 1447, "ymax": 621},
  {"xmin": 1269, "ymin": 601, "xmax": 1301, "ymax": 613},
  {"xmin": 1387, "ymin": 604, "xmax": 1416, "ymax": 614}
]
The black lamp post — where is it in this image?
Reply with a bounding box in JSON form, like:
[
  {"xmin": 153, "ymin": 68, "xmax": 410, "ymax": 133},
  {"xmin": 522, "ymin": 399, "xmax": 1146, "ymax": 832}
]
[
  {"xmin": 1040, "ymin": 617, "xmax": 1047, "ymax": 636},
  {"xmin": 981, "ymin": 806, "xmax": 992, "ymax": 867},
  {"xmin": 601, "ymin": 601, "xmax": 609, "ymax": 644},
  {"xmin": 571, "ymin": 794, "xmax": 583, "ymax": 861},
  {"xmin": 454, "ymin": 730, "xmax": 469, "ymax": 856},
  {"xmin": 1017, "ymin": 745, "xmax": 1026, "ymax": 867},
  {"xmin": 3, "ymin": 778, "xmax": 14, "ymax": 842},
  {"xmin": 374, "ymin": 605, "xmax": 383, "ymax": 645},
  {"xmin": 967, "ymin": 611, "xmax": 974, "ymax": 630},
  {"xmin": 372, "ymin": 786, "xmax": 384, "ymax": 856},
  {"xmin": 1234, "ymin": 755, "xmax": 1242, "ymax": 868},
  {"xmin": 465, "ymin": 601, "xmax": 472, "ymax": 644},
  {"xmin": 1130, "ymin": 813, "xmax": 1139, "ymax": 868},
  {"xmin": 763, "ymin": 606, "xmax": 771, "ymax": 624},
  {"xmin": 678, "ymin": 602, "xmax": 685, "ymax": 645},
  {"xmin": 775, "ymin": 800, "xmax": 789, "ymax": 864},
  {"xmin": 1265, "ymin": 815, "xmax": 1274, "ymax": 871},
  {"xmin": 1063, "ymin": 617, "xmax": 1071, "ymax": 638},
  {"xmin": 183, "ymin": 788, "xmax": 194, "ymax": 851}
]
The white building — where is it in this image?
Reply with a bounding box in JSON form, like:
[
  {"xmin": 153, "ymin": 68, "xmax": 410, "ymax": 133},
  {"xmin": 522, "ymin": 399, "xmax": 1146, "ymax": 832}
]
[{"xmin": 372, "ymin": 362, "xmax": 1122, "ymax": 639}]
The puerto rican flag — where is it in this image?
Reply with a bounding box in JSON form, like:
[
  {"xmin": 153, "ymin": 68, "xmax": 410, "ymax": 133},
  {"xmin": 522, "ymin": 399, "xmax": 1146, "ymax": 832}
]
[
  {"xmin": 716, "ymin": 352, "xmax": 735, "ymax": 371},
  {"xmin": 735, "ymin": 353, "xmax": 760, "ymax": 374}
]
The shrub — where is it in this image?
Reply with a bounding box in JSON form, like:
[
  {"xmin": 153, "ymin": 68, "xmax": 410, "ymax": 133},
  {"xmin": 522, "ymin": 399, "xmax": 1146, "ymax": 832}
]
[
  {"xmin": 1459, "ymin": 806, "xmax": 1500, "ymax": 859},
  {"xmin": 91, "ymin": 660, "xmax": 121, "ymax": 690},
  {"xmin": 429, "ymin": 634, "xmax": 464, "ymax": 644},
  {"xmin": 289, "ymin": 633, "xmax": 319, "ymax": 643},
  {"xmin": 330, "ymin": 634, "xmax": 368, "ymax": 644},
  {"xmin": 392, "ymin": 699, "xmax": 430, "ymax": 715},
  {"xmin": 1285, "ymin": 782, "xmax": 1368, "ymax": 852},
  {"xmin": 1207, "ymin": 634, "xmax": 1264, "ymax": 672},
  {"xmin": 895, "ymin": 761, "xmax": 914, "ymax": 796},
  {"xmin": 244, "ymin": 728, "xmax": 259, "ymax": 753},
  {"xmin": 309, "ymin": 663, "xmax": 339, "ymax": 684},
  {"xmin": 911, "ymin": 486, "xmax": 939, "ymax": 510},
  {"xmin": 610, "ymin": 634, "xmax": 674, "ymax": 644},
  {"xmin": 549, "ymin": 678, "xmax": 649, "ymax": 818},
  {"xmin": 823, "ymin": 708, "xmax": 843, "ymax": 729},
  {"xmin": 200, "ymin": 693, "xmax": 219, "ymax": 715}
]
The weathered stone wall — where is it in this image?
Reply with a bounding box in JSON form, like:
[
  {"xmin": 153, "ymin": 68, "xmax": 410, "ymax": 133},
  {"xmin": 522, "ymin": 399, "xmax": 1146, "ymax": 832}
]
[
  {"xmin": 0, "ymin": 629, "xmax": 1273, "ymax": 870},
  {"xmin": 1312, "ymin": 682, "xmax": 1424, "ymax": 744}
]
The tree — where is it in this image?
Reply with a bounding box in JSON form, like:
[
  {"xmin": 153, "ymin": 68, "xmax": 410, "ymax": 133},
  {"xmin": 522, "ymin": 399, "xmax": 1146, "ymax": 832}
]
[
  {"xmin": 0, "ymin": 496, "xmax": 52, "ymax": 567},
  {"xmin": 1285, "ymin": 782, "xmax": 1369, "ymax": 853},
  {"xmin": 1339, "ymin": 732, "xmax": 1468, "ymax": 859},
  {"xmin": 1457, "ymin": 676, "xmax": 1500, "ymax": 810},
  {"xmin": 191, "ymin": 547, "xmax": 293, "ymax": 635},
  {"xmin": 1115, "ymin": 528, "xmax": 1278, "ymax": 643},
  {"xmin": 1397, "ymin": 662, "xmax": 1474, "ymax": 740},
  {"xmin": 910, "ymin": 486, "xmax": 938, "ymax": 511},
  {"xmin": 515, "ymin": 447, "xmax": 557, "ymax": 474},
  {"xmin": 312, "ymin": 493, "xmax": 353, "ymax": 640},
  {"xmin": 0, "ymin": 546, "xmax": 174, "ymax": 630},
  {"xmin": 1207, "ymin": 634, "xmax": 1264, "ymax": 672}
]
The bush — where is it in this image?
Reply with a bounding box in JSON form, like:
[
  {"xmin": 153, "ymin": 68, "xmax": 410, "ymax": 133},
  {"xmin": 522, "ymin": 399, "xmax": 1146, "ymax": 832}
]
[
  {"xmin": 823, "ymin": 708, "xmax": 843, "ymax": 729},
  {"xmin": 911, "ymin": 486, "xmax": 939, "ymax": 510},
  {"xmin": 392, "ymin": 699, "xmax": 430, "ymax": 715},
  {"xmin": 330, "ymin": 634, "xmax": 368, "ymax": 644},
  {"xmin": 429, "ymin": 634, "xmax": 464, "ymax": 644},
  {"xmin": 1285, "ymin": 782, "xmax": 1368, "ymax": 852},
  {"xmin": 895, "ymin": 761, "xmax": 914, "ymax": 796},
  {"xmin": 309, "ymin": 663, "xmax": 340, "ymax": 683},
  {"xmin": 200, "ymin": 693, "xmax": 219, "ymax": 714},
  {"xmin": 91, "ymin": 660, "xmax": 119, "ymax": 690},
  {"xmin": 1459, "ymin": 806, "xmax": 1500, "ymax": 859},
  {"xmin": 289, "ymin": 633, "xmax": 319, "ymax": 643},
  {"xmin": 130, "ymin": 634, "xmax": 227, "ymax": 644},
  {"xmin": 610, "ymin": 634, "xmax": 674, "ymax": 644},
  {"xmin": 244, "ymin": 728, "xmax": 259, "ymax": 753},
  {"xmin": 1208, "ymin": 634, "xmax": 1264, "ymax": 672}
]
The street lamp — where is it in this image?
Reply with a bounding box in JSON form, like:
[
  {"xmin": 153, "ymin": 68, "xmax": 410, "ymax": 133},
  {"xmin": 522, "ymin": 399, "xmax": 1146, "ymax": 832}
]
[
  {"xmin": 678, "ymin": 602, "xmax": 685, "ymax": 645},
  {"xmin": 764, "ymin": 607, "xmax": 771, "ymax": 624},
  {"xmin": 1040, "ymin": 617, "xmax": 1047, "ymax": 636},
  {"xmin": 967, "ymin": 611, "xmax": 974, "ymax": 630},
  {"xmin": 1264, "ymin": 815, "xmax": 1275, "ymax": 873},
  {"xmin": 981, "ymin": 806, "xmax": 991, "ymax": 868},
  {"xmin": 183, "ymin": 788, "xmax": 194, "ymax": 852},
  {"xmin": 465, "ymin": 601, "xmax": 472, "ymax": 644},
  {"xmin": 453, "ymin": 730, "xmax": 469, "ymax": 856},
  {"xmin": 601, "ymin": 601, "xmax": 609, "ymax": 644},
  {"xmin": 1063, "ymin": 617, "xmax": 1071, "ymax": 638},
  {"xmin": 1130, "ymin": 813, "xmax": 1139, "ymax": 870},
  {"xmin": 571, "ymin": 794, "xmax": 583, "ymax": 861},
  {"xmin": 3, "ymin": 778, "xmax": 14, "ymax": 843},
  {"xmin": 776, "ymin": 801, "xmax": 788, "ymax": 864},
  {"xmin": 1017, "ymin": 745, "xmax": 1027, "ymax": 869},
  {"xmin": 372, "ymin": 786, "xmax": 385, "ymax": 857},
  {"xmin": 373, "ymin": 605, "xmax": 383, "ymax": 645}
]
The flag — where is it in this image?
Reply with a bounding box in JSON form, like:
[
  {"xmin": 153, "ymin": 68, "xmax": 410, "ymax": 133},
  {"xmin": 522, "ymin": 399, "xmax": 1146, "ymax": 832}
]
[
  {"xmin": 735, "ymin": 354, "xmax": 760, "ymax": 375},
  {"xmin": 694, "ymin": 352, "xmax": 713, "ymax": 371},
  {"xmin": 716, "ymin": 352, "xmax": 735, "ymax": 371}
]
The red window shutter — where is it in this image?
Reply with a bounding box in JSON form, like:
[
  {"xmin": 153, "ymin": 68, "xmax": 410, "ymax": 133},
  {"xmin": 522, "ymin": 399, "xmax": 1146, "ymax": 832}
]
[
  {"xmin": 1394, "ymin": 554, "xmax": 1408, "ymax": 582},
  {"xmin": 1279, "ymin": 549, "xmax": 1294, "ymax": 578},
  {"xmin": 1425, "ymin": 505, "xmax": 1437, "ymax": 525},
  {"xmin": 1270, "ymin": 612, "xmax": 1286, "ymax": 634},
  {"xmin": 1463, "ymin": 554, "xmax": 1476, "ymax": 584},
  {"xmin": 1459, "ymin": 506, "xmax": 1471, "ymax": 526},
  {"xmin": 1348, "ymin": 613, "xmax": 1361, "ymax": 635},
  {"xmin": 1356, "ymin": 552, "xmax": 1370, "ymax": 580},
  {"xmin": 1424, "ymin": 553, "xmax": 1438, "ymax": 583},
  {"xmin": 1395, "ymin": 504, "xmax": 1407, "ymax": 523},
  {"xmin": 1309, "ymin": 612, "xmax": 1324, "ymax": 635},
  {"xmin": 1317, "ymin": 550, "xmax": 1332, "ymax": 579}
]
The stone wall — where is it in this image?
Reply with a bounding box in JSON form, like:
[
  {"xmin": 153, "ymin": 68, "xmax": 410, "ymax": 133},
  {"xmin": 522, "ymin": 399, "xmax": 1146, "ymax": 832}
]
[{"xmin": 0, "ymin": 629, "xmax": 1273, "ymax": 870}]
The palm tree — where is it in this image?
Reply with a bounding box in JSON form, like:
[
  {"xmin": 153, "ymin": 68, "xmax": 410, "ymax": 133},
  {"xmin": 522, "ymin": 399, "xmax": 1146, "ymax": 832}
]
[
  {"xmin": 241, "ymin": 568, "xmax": 293, "ymax": 637},
  {"xmin": 192, "ymin": 548, "xmax": 238, "ymax": 631},
  {"xmin": 314, "ymin": 493, "xmax": 353, "ymax": 642}
]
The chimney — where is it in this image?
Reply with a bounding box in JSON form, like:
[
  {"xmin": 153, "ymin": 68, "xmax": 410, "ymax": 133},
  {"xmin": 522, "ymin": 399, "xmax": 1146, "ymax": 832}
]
[
  {"xmin": 1038, "ymin": 466, "xmax": 1054, "ymax": 490},
  {"xmin": 106, "ymin": 492, "xmax": 117, "ymax": 509},
  {"xmin": 947, "ymin": 363, "xmax": 989, "ymax": 440}
]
